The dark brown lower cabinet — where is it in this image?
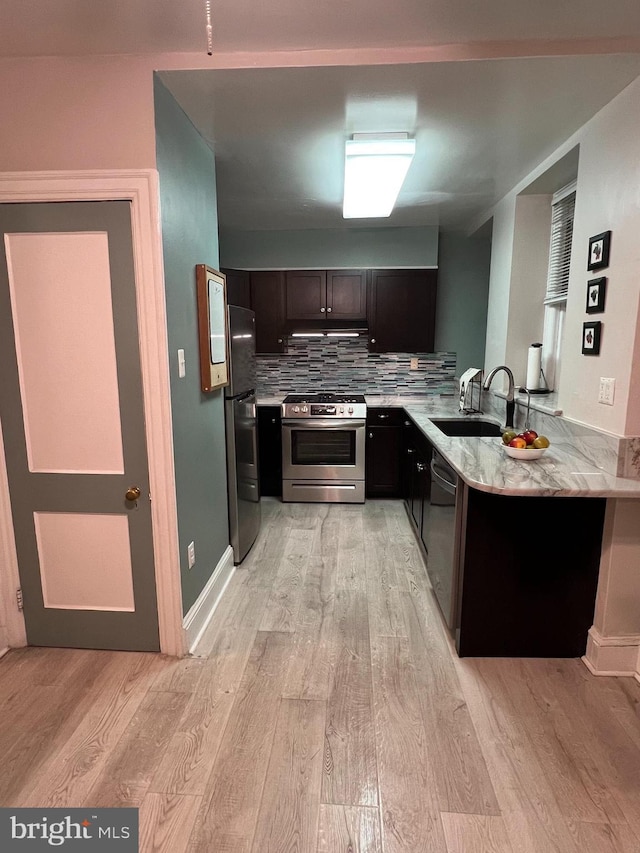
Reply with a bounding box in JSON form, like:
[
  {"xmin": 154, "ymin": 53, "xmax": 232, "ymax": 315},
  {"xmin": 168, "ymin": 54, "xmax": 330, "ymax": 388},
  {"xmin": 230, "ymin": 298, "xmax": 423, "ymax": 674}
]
[
  {"xmin": 401, "ymin": 416, "xmax": 432, "ymax": 550},
  {"xmin": 456, "ymin": 487, "xmax": 606, "ymax": 657},
  {"xmin": 257, "ymin": 406, "xmax": 282, "ymax": 497},
  {"xmin": 365, "ymin": 408, "xmax": 404, "ymax": 498}
]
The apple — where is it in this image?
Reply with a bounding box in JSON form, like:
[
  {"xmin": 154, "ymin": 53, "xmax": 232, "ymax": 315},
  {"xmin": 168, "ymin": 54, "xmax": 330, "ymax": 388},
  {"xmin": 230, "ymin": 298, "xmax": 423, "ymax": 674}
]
[
  {"xmin": 508, "ymin": 436, "xmax": 527, "ymax": 448},
  {"xmin": 521, "ymin": 430, "xmax": 538, "ymax": 445},
  {"xmin": 533, "ymin": 435, "xmax": 550, "ymax": 448},
  {"xmin": 502, "ymin": 430, "xmax": 517, "ymax": 445}
]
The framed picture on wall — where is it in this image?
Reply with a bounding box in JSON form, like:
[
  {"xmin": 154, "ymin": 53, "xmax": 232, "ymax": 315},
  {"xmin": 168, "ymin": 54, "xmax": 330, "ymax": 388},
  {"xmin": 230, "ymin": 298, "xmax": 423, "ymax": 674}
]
[
  {"xmin": 586, "ymin": 277, "xmax": 606, "ymax": 314},
  {"xmin": 582, "ymin": 321, "xmax": 602, "ymax": 355},
  {"xmin": 587, "ymin": 231, "xmax": 611, "ymax": 271},
  {"xmin": 196, "ymin": 265, "xmax": 230, "ymax": 392}
]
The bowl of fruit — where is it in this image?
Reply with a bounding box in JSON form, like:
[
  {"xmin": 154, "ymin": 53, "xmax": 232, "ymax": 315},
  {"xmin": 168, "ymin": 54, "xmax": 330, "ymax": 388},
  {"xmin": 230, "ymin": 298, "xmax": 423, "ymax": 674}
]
[{"xmin": 501, "ymin": 429, "xmax": 550, "ymax": 460}]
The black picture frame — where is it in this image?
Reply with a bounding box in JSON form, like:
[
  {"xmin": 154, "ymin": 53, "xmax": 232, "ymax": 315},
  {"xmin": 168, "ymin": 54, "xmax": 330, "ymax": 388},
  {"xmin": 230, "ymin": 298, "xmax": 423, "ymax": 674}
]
[
  {"xmin": 587, "ymin": 231, "xmax": 611, "ymax": 271},
  {"xmin": 582, "ymin": 321, "xmax": 602, "ymax": 355},
  {"xmin": 586, "ymin": 277, "xmax": 606, "ymax": 314}
]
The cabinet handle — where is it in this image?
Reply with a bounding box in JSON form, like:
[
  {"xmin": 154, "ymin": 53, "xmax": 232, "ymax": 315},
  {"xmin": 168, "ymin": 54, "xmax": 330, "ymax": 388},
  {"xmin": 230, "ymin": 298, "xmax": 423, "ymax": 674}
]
[
  {"xmin": 407, "ymin": 448, "xmax": 415, "ymax": 455},
  {"xmin": 377, "ymin": 413, "xmax": 389, "ymax": 419},
  {"xmin": 327, "ymin": 306, "xmax": 332, "ymax": 312},
  {"xmin": 370, "ymin": 338, "xmax": 376, "ymax": 344},
  {"xmin": 368, "ymin": 432, "xmax": 374, "ymax": 439},
  {"xmin": 278, "ymin": 338, "xmax": 283, "ymax": 343},
  {"xmin": 417, "ymin": 462, "xmax": 426, "ymax": 472},
  {"xmin": 271, "ymin": 418, "xmax": 276, "ymax": 424},
  {"xmin": 404, "ymin": 421, "xmax": 411, "ymax": 426},
  {"xmin": 320, "ymin": 307, "xmax": 326, "ymax": 313}
]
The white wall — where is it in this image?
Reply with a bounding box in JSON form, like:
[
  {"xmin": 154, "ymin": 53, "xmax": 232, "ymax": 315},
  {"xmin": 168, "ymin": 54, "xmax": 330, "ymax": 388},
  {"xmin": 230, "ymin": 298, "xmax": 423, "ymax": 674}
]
[
  {"xmin": 483, "ymin": 196, "xmax": 516, "ymax": 389},
  {"xmin": 0, "ymin": 56, "xmax": 157, "ymax": 170},
  {"xmin": 484, "ymin": 73, "xmax": 640, "ymax": 436},
  {"xmin": 505, "ymin": 195, "xmax": 552, "ymax": 385},
  {"xmin": 560, "ymin": 78, "xmax": 640, "ymax": 435}
]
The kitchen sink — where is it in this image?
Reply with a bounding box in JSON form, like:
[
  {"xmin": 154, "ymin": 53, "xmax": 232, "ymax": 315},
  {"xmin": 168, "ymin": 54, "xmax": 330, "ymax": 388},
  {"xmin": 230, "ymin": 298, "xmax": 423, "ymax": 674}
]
[{"xmin": 430, "ymin": 418, "xmax": 504, "ymax": 437}]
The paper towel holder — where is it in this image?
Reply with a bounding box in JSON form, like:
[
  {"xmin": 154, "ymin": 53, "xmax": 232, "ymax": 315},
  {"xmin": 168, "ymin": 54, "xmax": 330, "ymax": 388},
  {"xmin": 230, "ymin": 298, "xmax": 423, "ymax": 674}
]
[{"xmin": 524, "ymin": 342, "xmax": 551, "ymax": 395}]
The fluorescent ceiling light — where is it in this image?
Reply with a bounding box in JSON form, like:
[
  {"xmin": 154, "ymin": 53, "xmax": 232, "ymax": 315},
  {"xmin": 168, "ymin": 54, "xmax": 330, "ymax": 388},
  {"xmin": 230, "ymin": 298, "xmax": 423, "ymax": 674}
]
[
  {"xmin": 343, "ymin": 133, "xmax": 416, "ymax": 219},
  {"xmin": 291, "ymin": 332, "xmax": 325, "ymax": 337},
  {"xmin": 326, "ymin": 332, "xmax": 360, "ymax": 337}
]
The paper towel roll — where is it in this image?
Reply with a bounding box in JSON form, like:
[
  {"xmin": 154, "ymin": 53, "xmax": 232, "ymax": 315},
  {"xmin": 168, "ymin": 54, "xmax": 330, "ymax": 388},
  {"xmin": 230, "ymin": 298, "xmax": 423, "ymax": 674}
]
[{"xmin": 526, "ymin": 343, "xmax": 542, "ymax": 390}]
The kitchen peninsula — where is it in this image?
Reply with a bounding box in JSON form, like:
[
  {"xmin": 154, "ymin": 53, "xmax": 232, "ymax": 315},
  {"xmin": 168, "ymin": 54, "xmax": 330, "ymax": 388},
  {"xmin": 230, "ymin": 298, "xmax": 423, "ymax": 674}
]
[{"xmin": 258, "ymin": 391, "xmax": 640, "ymax": 664}]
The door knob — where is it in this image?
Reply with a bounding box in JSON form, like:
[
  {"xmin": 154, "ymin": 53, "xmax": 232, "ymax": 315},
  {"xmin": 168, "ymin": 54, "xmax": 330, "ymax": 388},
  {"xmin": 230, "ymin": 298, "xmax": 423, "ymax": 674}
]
[
  {"xmin": 370, "ymin": 338, "xmax": 376, "ymax": 344},
  {"xmin": 327, "ymin": 306, "xmax": 332, "ymax": 312},
  {"xmin": 320, "ymin": 307, "xmax": 326, "ymax": 312},
  {"xmin": 368, "ymin": 432, "xmax": 374, "ymax": 438},
  {"xmin": 125, "ymin": 486, "xmax": 141, "ymax": 502}
]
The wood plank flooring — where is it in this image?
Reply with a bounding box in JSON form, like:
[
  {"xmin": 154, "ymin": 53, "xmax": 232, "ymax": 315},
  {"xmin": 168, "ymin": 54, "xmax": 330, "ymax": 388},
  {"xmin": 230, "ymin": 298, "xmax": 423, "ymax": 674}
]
[{"xmin": 1, "ymin": 498, "xmax": 640, "ymax": 852}]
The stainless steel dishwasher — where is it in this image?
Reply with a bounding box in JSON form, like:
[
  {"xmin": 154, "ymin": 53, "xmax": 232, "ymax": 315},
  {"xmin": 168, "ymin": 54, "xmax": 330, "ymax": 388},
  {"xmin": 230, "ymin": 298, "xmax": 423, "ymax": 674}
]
[{"xmin": 421, "ymin": 448, "xmax": 459, "ymax": 630}]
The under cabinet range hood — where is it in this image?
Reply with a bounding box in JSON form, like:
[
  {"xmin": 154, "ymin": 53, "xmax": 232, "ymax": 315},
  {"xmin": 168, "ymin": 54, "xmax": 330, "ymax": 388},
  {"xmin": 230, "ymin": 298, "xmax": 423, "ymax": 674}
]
[{"xmin": 285, "ymin": 319, "xmax": 368, "ymax": 337}]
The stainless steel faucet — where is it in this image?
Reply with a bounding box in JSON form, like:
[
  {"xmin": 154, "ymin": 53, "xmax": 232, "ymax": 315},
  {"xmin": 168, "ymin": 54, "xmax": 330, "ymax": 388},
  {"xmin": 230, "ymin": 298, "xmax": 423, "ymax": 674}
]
[{"xmin": 483, "ymin": 365, "xmax": 515, "ymax": 429}]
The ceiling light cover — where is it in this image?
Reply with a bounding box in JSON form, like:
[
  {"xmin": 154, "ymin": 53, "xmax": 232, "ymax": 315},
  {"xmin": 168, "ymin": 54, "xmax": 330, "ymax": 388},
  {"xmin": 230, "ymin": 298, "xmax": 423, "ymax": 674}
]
[{"xmin": 343, "ymin": 134, "xmax": 416, "ymax": 219}]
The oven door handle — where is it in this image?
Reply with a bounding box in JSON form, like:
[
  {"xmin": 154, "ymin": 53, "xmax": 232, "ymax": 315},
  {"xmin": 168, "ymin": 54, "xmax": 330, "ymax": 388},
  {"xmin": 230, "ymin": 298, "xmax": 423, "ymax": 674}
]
[{"xmin": 282, "ymin": 419, "xmax": 365, "ymax": 430}]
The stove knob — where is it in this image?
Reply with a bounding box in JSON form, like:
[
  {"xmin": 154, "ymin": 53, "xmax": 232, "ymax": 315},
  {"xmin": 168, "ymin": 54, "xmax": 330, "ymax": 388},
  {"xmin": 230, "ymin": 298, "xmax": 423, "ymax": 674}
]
[
  {"xmin": 301, "ymin": 406, "xmax": 308, "ymax": 413},
  {"xmin": 339, "ymin": 407, "xmax": 344, "ymax": 414},
  {"xmin": 348, "ymin": 407, "xmax": 354, "ymax": 415},
  {"xmin": 293, "ymin": 406, "xmax": 300, "ymax": 413}
]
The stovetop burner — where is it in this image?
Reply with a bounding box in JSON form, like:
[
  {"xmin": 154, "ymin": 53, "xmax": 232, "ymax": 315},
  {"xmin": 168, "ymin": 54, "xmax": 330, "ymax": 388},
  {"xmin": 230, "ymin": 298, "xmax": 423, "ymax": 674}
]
[{"xmin": 283, "ymin": 392, "xmax": 366, "ymax": 404}]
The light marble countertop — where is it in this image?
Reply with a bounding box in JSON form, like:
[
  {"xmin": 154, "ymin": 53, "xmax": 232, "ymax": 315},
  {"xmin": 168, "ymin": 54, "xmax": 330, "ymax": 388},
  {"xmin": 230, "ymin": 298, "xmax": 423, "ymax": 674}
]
[
  {"xmin": 257, "ymin": 393, "xmax": 640, "ymax": 498},
  {"xmin": 377, "ymin": 397, "xmax": 640, "ymax": 498}
]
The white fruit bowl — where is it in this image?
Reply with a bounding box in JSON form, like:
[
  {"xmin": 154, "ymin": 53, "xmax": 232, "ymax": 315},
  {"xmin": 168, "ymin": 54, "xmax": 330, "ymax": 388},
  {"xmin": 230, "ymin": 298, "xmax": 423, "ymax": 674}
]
[{"xmin": 503, "ymin": 445, "xmax": 548, "ymax": 460}]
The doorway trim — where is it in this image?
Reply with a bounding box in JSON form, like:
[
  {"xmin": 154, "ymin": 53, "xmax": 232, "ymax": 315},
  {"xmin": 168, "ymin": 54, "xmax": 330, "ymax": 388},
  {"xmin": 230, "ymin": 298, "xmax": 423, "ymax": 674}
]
[{"xmin": 0, "ymin": 170, "xmax": 185, "ymax": 657}]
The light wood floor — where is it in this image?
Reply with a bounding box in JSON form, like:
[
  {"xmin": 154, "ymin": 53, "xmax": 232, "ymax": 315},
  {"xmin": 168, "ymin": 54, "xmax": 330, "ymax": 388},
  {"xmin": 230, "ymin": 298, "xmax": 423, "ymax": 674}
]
[{"xmin": 2, "ymin": 499, "xmax": 640, "ymax": 852}]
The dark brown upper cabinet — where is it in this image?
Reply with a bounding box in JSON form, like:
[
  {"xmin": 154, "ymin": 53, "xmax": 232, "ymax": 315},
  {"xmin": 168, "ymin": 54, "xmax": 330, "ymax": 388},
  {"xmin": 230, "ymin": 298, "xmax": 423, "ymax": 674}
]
[
  {"xmin": 368, "ymin": 269, "xmax": 437, "ymax": 353},
  {"xmin": 221, "ymin": 267, "xmax": 251, "ymax": 309},
  {"xmin": 250, "ymin": 271, "xmax": 286, "ymax": 353},
  {"xmin": 286, "ymin": 269, "xmax": 367, "ymax": 321}
]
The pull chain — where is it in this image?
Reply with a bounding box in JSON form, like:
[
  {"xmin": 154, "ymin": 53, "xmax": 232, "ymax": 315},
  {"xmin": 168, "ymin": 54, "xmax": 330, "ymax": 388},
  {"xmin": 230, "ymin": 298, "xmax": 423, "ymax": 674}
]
[{"xmin": 205, "ymin": 0, "xmax": 213, "ymax": 55}]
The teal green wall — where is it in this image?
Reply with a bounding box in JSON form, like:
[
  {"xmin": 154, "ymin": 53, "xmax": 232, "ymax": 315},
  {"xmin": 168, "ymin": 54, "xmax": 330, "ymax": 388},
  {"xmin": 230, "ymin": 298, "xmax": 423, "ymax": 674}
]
[
  {"xmin": 436, "ymin": 229, "xmax": 491, "ymax": 376},
  {"xmin": 154, "ymin": 76, "xmax": 229, "ymax": 615},
  {"xmin": 219, "ymin": 226, "xmax": 438, "ymax": 269}
]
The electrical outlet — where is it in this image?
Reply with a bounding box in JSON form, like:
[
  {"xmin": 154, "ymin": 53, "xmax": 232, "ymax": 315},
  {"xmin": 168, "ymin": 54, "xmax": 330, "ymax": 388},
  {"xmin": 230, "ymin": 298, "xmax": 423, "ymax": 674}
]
[
  {"xmin": 410, "ymin": 358, "xmax": 419, "ymax": 370},
  {"xmin": 187, "ymin": 541, "xmax": 196, "ymax": 568},
  {"xmin": 598, "ymin": 377, "xmax": 615, "ymax": 406}
]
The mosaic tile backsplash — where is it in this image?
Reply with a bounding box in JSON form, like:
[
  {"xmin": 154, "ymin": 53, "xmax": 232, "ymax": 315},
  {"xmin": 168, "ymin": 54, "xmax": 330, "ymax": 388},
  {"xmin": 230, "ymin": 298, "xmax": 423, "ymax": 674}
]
[{"xmin": 256, "ymin": 336, "xmax": 456, "ymax": 397}]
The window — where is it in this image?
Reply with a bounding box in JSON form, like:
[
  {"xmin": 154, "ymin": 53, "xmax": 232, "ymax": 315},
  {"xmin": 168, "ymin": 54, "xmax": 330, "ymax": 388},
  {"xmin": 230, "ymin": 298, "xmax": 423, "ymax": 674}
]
[{"xmin": 541, "ymin": 180, "xmax": 576, "ymax": 391}]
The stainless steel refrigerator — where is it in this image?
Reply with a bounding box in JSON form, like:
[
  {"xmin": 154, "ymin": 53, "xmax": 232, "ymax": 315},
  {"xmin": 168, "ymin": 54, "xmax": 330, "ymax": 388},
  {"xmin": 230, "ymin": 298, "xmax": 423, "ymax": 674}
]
[{"xmin": 225, "ymin": 305, "xmax": 261, "ymax": 563}]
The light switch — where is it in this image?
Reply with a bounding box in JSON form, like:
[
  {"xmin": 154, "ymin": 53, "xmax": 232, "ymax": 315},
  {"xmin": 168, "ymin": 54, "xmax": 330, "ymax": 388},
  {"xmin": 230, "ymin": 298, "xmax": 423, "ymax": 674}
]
[
  {"xmin": 187, "ymin": 541, "xmax": 196, "ymax": 568},
  {"xmin": 598, "ymin": 377, "xmax": 615, "ymax": 405},
  {"xmin": 178, "ymin": 348, "xmax": 186, "ymax": 378},
  {"xmin": 410, "ymin": 358, "xmax": 419, "ymax": 370}
]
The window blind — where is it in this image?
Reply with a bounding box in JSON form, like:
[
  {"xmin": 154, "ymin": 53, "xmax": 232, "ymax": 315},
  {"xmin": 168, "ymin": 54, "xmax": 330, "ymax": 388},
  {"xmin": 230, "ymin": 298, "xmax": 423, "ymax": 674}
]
[{"xmin": 544, "ymin": 181, "xmax": 576, "ymax": 304}]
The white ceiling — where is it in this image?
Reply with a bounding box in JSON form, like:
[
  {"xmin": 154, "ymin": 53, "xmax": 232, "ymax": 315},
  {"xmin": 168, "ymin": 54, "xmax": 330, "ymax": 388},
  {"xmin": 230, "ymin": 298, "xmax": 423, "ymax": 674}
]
[{"xmin": 3, "ymin": 0, "xmax": 640, "ymax": 230}]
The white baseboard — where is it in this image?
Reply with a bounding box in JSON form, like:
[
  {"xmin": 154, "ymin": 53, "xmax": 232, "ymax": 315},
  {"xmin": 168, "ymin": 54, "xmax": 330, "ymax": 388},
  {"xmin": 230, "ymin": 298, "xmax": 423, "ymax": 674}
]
[
  {"xmin": 582, "ymin": 626, "xmax": 640, "ymax": 677},
  {"xmin": 183, "ymin": 546, "xmax": 235, "ymax": 655}
]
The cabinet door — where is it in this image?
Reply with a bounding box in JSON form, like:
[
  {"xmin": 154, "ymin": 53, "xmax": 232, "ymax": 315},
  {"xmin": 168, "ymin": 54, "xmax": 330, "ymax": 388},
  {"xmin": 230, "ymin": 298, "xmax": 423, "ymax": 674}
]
[
  {"xmin": 286, "ymin": 270, "xmax": 327, "ymax": 319},
  {"xmin": 368, "ymin": 269, "xmax": 437, "ymax": 353},
  {"xmin": 326, "ymin": 270, "xmax": 367, "ymax": 320},
  {"xmin": 221, "ymin": 267, "xmax": 251, "ymax": 309},
  {"xmin": 257, "ymin": 406, "xmax": 282, "ymax": 496},
  {"xmin": 365, "ymin": 425, "xmax": 402, "ymax": 497},
  {"xmin": 250, "ymin": 271, "xmax": 285, "ymax": 353}
]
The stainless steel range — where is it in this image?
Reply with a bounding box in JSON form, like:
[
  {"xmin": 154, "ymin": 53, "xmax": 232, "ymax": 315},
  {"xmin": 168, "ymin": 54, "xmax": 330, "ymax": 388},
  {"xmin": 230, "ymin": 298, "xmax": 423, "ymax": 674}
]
[{"xmin": 281, "ymin": 392, "xmax": 367, "ymax": 503}]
